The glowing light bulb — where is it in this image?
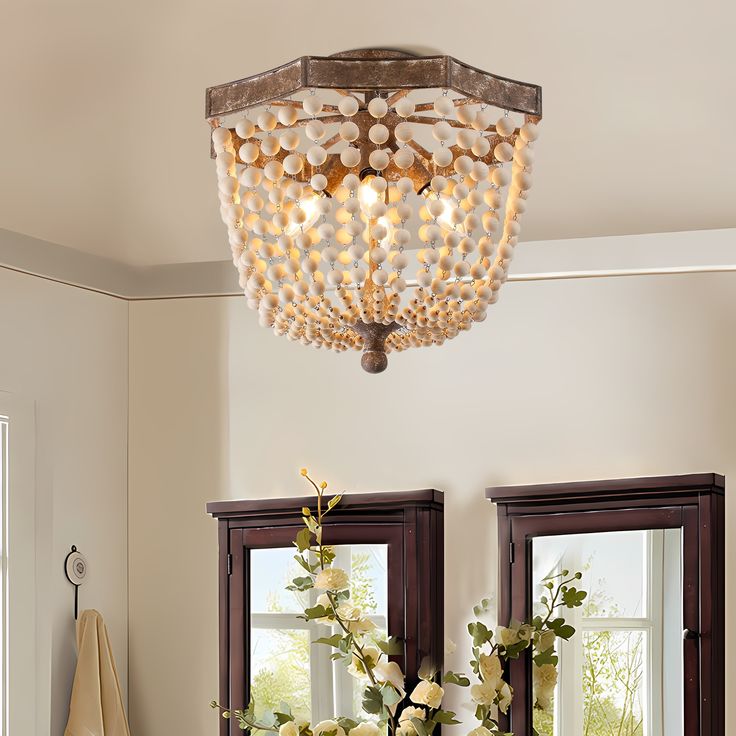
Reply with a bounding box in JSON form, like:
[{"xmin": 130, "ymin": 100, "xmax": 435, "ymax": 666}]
[
  {"xmin": 357, "ymin": 180, "xmax": 380, "ymax": 211},
  {"xmin": 285, "ymin": 194, "xmax": 322, "ymax": 236}
]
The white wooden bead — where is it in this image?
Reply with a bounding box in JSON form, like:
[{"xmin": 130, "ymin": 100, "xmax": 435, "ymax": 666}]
[
  {"xmin": 370, "ymin": 246, "xmax": 388, "ymax": 263},
  {"xmin": 514, "ymin": 146, "xmax": 534, "ymax": 167},
  {"xmin": 498, "ymin": 241, "xmax": 515, "ymax": 259},
  {"xmin": 303, "ymin": 95, "xmax": 323, "ymax": 116},
  {"xmin": 367, "ymin": 97, "xmax": 388, "ymax": 118},
  {"xmin": 495, "ymin": 115, "xmax": 514, "ymax": 136},
  {"xmin": 327, "ymin": 269, "xmax": 344, "ymax": 286},
  {"xmin": 286, "ymin": 181, "xmax": 303, "ymax": 199},
  {"xmin": 394, "ymin": 148, "xmax": 414, "ymax": 169},
  {"xmin": 452, "ymin": 182, "xmax": 468, "ymax": 201},
  {"xmin": 456, "ymin": 104, "xmax": 475, "ymax": 125},
  {"xmin": 454, "ymin": 261, "xmax": 470, "ymax": 277},
  {"xmin": 394, "ymin": 122, "xmax": 413, "ymax": 143},
  {"xmin": 464, "ymin": 213, "xmax": 480, "ymax": 232},
  {"xmin": 397, "ymin": 177, "xmax": 414, "ymax": 195},
  {"xmin": 392, "ymin": 277, "xmax": 407, "ymax": 293},
  {"xmin": 218, "ymin": 176, "xmax": 237, "ymax": 195},
  {"xmin": 433, "ymin": 120, "xmax": 453, "ymax": 141},
  {"xmin": 343, "ymin": 173, "xmax": 360, "ymax": 191},
  {"xmin": 307, "ymin": 146, "xmax": 327, "ymax": 166},
  {"xmin": 473, "ymin": 110, "xmax": 492, "ymax": 131},
  {"xmin": 491, "ymin": 167, "xmax": 510, "ymax": 187},
  {"xmin": 339, "ymin": 121, "xmax": 359, "ymax": 142},
  {"xmin": 277, "ymin": 106, "xmax": 298, "ymax": 126},
  {"xmin": 456, "ymin": 129, "xmax": 475, "ymax": 149},
  {"xmin": 264, "ymin": 160, "xmax": 284, "ymax": 181},
  {"xmin": 283, "ymin": 154, "xmax": 303, "ymax": 175},
  {"xmin": 338, "ymin": 95, "xmax": 360, "ymax": 116},
  {"xmin": 430, "ymin": 175, "xmax": 448, "ymax": 193},
  {"xmin": 454, "ymin": 155, "xmax": 473, "ymax": 176},
  {"xmin": 235, "ymin": 118, "xmax": 256, "ymax": 139},
  {"xmin": 212, "ymin": 127, "xmax": 232, "ymax": 147},
  {"xmin": 311, "ymin": 173, "xmax": 328, "ymax": 191},
  {"xmin": 471, "ymin": 136, "xmax": 491, "ymax": 157},
  {"xmin": 280, "ymin": 129, "xmax": 300, "ymax": 151},
  {"xmin": 372, "ymin": 269, "xmax": 388, "ymax": 285},
  {"xmin": 417, "ymin": 270, "xmax": 432, "ymax": 287},
  {"xmin": 513, "ymin": 171, "xmax": 533, "ymax": 190},
  {"xmin": 506, "ymin": 220, "xmax": 521, "ymax": 236},
  {"xmin": 494, "ymin": 142, "xmax": 514, "ymax": 162},
  {"xmin": 433, "ymin": 96, "xmax": 454, "ymax": 117},
  {"xmin": 428, "ymin": 199, "xmax": 445, "ymax": 218},
  {"xmin": 240, "ymin": 168, "xmax": 262, "ymax": 188},
  {"xmin": 471, "ymin": 161, "xmax": 489, "ymax": 181},
  {"xmin": 260, "ymin": 136, "xmax": 280, "ymax": 157},
  {"xmin": 520, "ymin": 122, "xmax": 540, "ymax": 142},
  {"xmin": 340, "ymin": 147, "xmax": 361, "ymax": 168},
  {"xmin": 369, "ymin": 123, "xmax": 389, "ymax": 144},
  {"xmin": 433, "ymin": 148, "xmax": 453, "ymax": 168},
  {"xmin": 445, "ymin": 231, "xmax": 462, "ymax": 249},
  {"xmin": 369, "ymin": 149, "xmax": 390, "ymax": 170},
  {"xmin": 394, "ymin": 228, "xmax": 411, "ymax": 246},
  {"xmin": 370, "ymin": 176, "xmax": 387, "ymax": 193},
  {"xmin": 239, "ymin": 142, "xmax": 259, "ymax": 164},
  {"xmin": 392, "ymin": 252, "xmax": 408, "ymax": 269},
  {"xmin": 305, "ymin": 120, "xmax": 325, "ymax": 142},
  {"xmin": 258, "ymin": 111, "xmax": 277, "ymax": 132},
  {"xmin": 394, "ymin": 97, "xmax": 415, "ymax": 117}
]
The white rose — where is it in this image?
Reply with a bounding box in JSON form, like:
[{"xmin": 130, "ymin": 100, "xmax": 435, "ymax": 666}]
[
  {"xmin": 313, "ymin": 721, "xmax": 346, "ymax": 736},
  {"xmin": 336, "ymin": 604, "xmax": 376, "ymax": 635},
  {"xmin": 533, "ymin": 663, "xmax": 557, "ymax": 712},
  {"xmin": 397, "ymin": 707, "xmax": 426, "ymax": 735},
  {"xmin": 536, "ymin": 629, "xmax": 556, "ymax": 653},
  {"xmin": 314, "ymin": 567, "xmax": 349, "ymax": 591},
  {"xmin": 479, "ymin": 653, "xmax": 503, "ymax": 689},
  {"xmin": 470, "ymin": 680, "xmax": 495, "ymax": 706},
  {"xmin": 497, "ymin": 681, "xmax": 513, "ymax": 714},
  {"xmin": 348, "ymin": 723, "xmax": 381, "ymax": 736},
  {"xmin": 495, "ymin": 625, "xmax": 517, "ymax": 647},
  {"xmin": 279, "ymin": 723, "xmax": 299, "ymax": 736},
  {"xmin": 373, "ymin": 659, "xmax": 405, "ymax": 694},
  {"xmin": 409, "ymin": 680, "xmax": 444, "ymax": 709},
  {"xmin": 347, "ymin": 646, "xmax": 380, "ymax": 679}
]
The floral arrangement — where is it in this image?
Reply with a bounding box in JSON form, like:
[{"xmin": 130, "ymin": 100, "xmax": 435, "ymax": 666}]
[{"xmin": 213, "ymin": 471, "xmax": 587, "ymax": 736}]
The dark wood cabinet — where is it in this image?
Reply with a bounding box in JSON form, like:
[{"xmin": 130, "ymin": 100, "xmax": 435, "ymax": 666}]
[
  {"xmin": 208, "ymin": 490, "xmax": 444, "ymax": 736},
  {"xmin": 487, "ymin": 473, "xmax": 725, "ymax": 736}
]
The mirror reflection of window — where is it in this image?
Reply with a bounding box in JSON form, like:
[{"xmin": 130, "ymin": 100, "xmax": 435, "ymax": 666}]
[
  {"xmin": 250, "ymin": 544, "xmax": 388, "ymax": 723},
  {"xmin": 531, "ymin": 529, "xmax": 683, "ymax": 736}
]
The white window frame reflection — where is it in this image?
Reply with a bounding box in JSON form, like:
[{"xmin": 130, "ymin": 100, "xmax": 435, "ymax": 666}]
[
  {"xmin": 537, "ymin": 529, "xmax": 682, "ymax": 736},
  {"xmin": 250, "ymin": 545, "xmax": 387, "ymax": 723}
]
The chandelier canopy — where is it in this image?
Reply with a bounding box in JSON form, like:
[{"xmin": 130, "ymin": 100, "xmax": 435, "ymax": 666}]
[{"xmin": 207, "ymin": 50, "xmax": 541, "ymax": 372}]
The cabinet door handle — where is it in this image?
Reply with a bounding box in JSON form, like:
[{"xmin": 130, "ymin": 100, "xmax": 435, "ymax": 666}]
[{"xmin": 682, "ymin": 628, "xmax": 699, "ymax": 640}]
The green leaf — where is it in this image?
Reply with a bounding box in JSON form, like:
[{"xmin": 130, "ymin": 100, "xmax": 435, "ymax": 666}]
[
  {"xmin": 548, "ymin": 618, "xmax": 575, "ymax": 640},
  {"xmin": 410, "ymin": 718, "xmax": 428, "ymax": 736},
  {"xmin": 433, "ymin": 710, "xmax": 461, "ymax": 725},
  {"xmin": 303, "ymin": 604, "xmax": 330, "ymax": 620},
  {"xmin": 286, "ymin": 576, "xmax": 314, "ymax": 592},
  {"xmin": 443, "ymin": 671, "xmax": 470, "ymax": 687},
  {"xmin": 327, "ymin": 494, "xmax": 342, "ymax": 510},
  {"xmin": 362, "ymin": 685, "xmax": 384, "ymax": 715},
  {"xmin": 376, "ymin": 636, "xmax": 404, "ymax": 656},
  {"xmin": 380, "ymin": 683, "xmax": 402, "ymax": 707},
  {"xmin": 313, "ymin": 634, "xmax": 344, "ymax": 648},
  {"xmin": 336, "ymin": 718, "xmax": 359, "ymax": 732},
  {"xmin": 274, "ymin": 712, "xmax": 294, "ymax": 726},
  {"xmin": 561, "ymin": 587, "xmax": 587, "ymax": 608},
  {"xmin": 468, "ymin": 621, "xmax": 492, "ymax": 647},
  {"xmin": 532, "ymin": 648, "xmax": 558, "ymax": 666},
  {"xmin": 294, "ymin": 527, "xmax": 312, "ymax": 552}
]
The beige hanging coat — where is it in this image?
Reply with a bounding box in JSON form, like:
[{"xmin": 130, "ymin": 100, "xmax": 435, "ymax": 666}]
[{"xmin": 64, "ymin": 609, "xmax": 131, "ymax": 736}]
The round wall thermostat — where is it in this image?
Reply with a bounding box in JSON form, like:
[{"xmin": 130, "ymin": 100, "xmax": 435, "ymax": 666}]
[{"xmin": 65, "ymin": 547, "xmax": 88, "ymax": 586}]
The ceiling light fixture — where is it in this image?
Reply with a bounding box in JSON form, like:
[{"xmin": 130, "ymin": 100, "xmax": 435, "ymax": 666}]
[{"xmin": 206, "ymin": 49, "xmax": 541, "ymax": 373}]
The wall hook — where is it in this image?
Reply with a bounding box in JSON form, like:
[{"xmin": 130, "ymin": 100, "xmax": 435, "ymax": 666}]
[{"xmin": 64, "ymin": 545, "xmax": 88, "ymax": 620}]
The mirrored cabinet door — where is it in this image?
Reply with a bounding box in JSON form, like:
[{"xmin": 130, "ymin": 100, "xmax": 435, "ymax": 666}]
[
  {"xmin": 209, "ymin": 490, "xmax": 444, "ymax": 736},
  {"xmin": 488, "ymin": 473, "xmax": 724, "ymax": 736}
]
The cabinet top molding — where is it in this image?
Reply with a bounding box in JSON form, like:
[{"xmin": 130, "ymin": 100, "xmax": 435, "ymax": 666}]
[{"xmin": 486, "ymin": 472, "xmax": 724, "ymax": 505}]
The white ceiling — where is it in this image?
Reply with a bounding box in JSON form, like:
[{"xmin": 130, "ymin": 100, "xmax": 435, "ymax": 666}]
[{"xmin": 1, "ymin": 0, "xmax": 734, "ymax": 267}]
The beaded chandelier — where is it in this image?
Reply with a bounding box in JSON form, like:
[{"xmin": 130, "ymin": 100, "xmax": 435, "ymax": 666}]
[{"xmin": 207, "ymin": 50, "xmax": 541, "ymax": 372}]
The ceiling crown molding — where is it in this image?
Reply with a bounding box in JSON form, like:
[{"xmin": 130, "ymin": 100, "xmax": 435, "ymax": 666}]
[{"xmin": 1, "ymin": 227, "xmax": 735, "ymax": 301}]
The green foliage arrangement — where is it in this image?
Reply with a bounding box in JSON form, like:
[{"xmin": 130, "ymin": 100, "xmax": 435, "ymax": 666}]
[{"xmin": 212, "ymin": 470, "xmax": 587, "ymax": 736}]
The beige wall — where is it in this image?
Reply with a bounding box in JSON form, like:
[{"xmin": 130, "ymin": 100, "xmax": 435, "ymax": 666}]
[
  {"xmin": 129, "ymin": 270, "xmax": 734, "ymax": 734},
  {"xmin": 0, "ymin": 268, "xmax": 129, "ymax": 736}
]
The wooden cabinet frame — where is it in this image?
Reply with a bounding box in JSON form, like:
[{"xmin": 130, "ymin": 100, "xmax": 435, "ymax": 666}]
[
  {"xmin": 208, "ymin": 490, "xmax": 444, "ymax": 736},
  {"xmin": 486, "ymin": 473, "xmax": 724, "ymax": 736}
]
